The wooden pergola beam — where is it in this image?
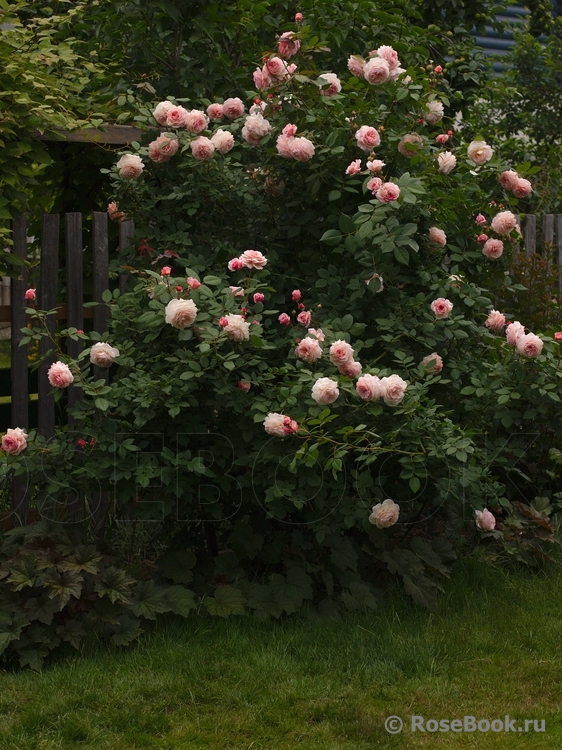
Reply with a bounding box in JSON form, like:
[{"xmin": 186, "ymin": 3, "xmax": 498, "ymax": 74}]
[{"xmin": 34, "ymin": 125, "xmax": 143, "ymax": 145}]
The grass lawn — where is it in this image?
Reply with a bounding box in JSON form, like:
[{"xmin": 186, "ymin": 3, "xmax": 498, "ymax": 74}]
[{"xmin": 0, "ymin": 554, "xmax": 561, "ymax": 749}]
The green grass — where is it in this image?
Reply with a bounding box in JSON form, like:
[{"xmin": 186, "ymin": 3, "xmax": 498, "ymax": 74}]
[{"xmin": 0, "ymin": 555, "xmax": 561, "ymax": 749}]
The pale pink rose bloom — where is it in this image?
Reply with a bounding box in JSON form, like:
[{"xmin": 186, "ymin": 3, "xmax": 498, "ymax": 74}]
[
  {"xmin": 148, "ymin": 134, "xmax": 179, "ymax": 162},
  {"xmin": 283, "ymin": 416, "xmax": 298, "ymax": 435},
  {"xmin": 355, "ymin": 125, "xmax": 381, "ymax": 151},
  {"xmin": 376, "ymin": 45, "xmax": 400, "ymax": 70},
  {"xmin": 512, "ymin": 178, "xmax": 532, "ymax": 198},
  {"xmin": 356, "ymin": 373, "xmax": 383, "ymax": 401},
  {"xmin": 253, "ymin": 67, "xmax": 271, "ymax": 90},
  {"xmin": 289, "ymin": 137, "xmax": 315, "ymax": 161},
  {"xmin": 555, "ymin": 332, "xmax": 562, "ymax": 341},
  {"xmin": 347, "ymin": 55, "xmax": 366, "ymax": 77},
  {"xmin": 229, "ymin": 286, "xmax": 244, "ymax": 297},
  {"xmin": 207, "ymin": 103, "xmax": 224, "ymax": 121},
  {"xmin": 1, "ymin": 427, "xmax": 28, "ymax": 455},
  {"xmin": 490, "ymin": 210, "xmax": 517, "ymax": 235},
  {"xmin": 266, "ymin": 56, "xmax": 289, "ymax": 79},
  {"xmin": 286, "ymin": 65, "xmax": 298, "ymax": 79},
  {"xmin": 424, "ymin": 100, "xmax": 444, "ymax": 124},
  {"xmin": 292, "ymin": 289, "xmax": 301, "ymax": 301},
  {"xmin": 242, "ymin": 113, "xmax": 272, "ymax": 145},
  {"xmin": 276, "ymin": 134, "xmax": 294, "ymax": 158},
  {"xmin": 311, "ymin": 377, "xmax": 340, "ymax": 405},
  {"xmin": 238, "ymin": 381, "xmax": 251, "ymax": 392},
  {"xmin": 499, "ymin": 170, "xmax": 518, "ymax": 189},
  {"xmin": 398, "ymin": 133, "xmax": 423, "ymax": 157},
  {"xmin": 211, "ymin": 129, "xmax": 234, "ymax": 154},
  {"xmin": 429, "ymin": 227, "xmax": 447, "ymax": 246},
  {"xmin": 482, "ymin": 238, "xmax": 504, "ymax": 259},
  {"xmin": 295, "ymin": 12, "xmax": 304, "ymax": 21},
  {"xmin": 186, "ymin": 277, "xmax": 200, "ymax": 289},
  {"xmin": 467, "ymin": 140, "xmax": 493, "ymax": 165},
  {"xmin": 475, "ymin": 213, "xmax": 487, "ymax": 225},
  {"xmin": 346, "ymin": 159, "xmax": 362, "ymax": 175},
  {"xmin": 318, "ymin": 73, "xmax": 341, "ymax": 96},
  {"xmin": 438, "ymin": 151, "xmax": 456, "ymax": 174},
  {"xmin": 381, "ymin": 374, "xmax": 408, "ymax": 406},
  {"xmin": 516, "ymin": 332, "xmax": 543, "ymax": 358},
  {"xmin": 431, "ymin": 298, "xmax": 453, "ymax": 319},
  {"xmin": 90, "ymin": 342, "xmax": 120, "ymax": 368},
  {"xmin": 485, "ymin": 310, "xmax": 506, "ymax": 331},
  {"xmin": 107, "ymin": 201, "xmax": 125, "ymax": 223},
  {"xmin": 369, "ymin": 498, "xmax": 400, "ymax": 528},
  {"xmin": 264, "ymin": 413, "xmax": 288, "ymax": 437},
  {"xmin": 48, "ymin": 361, "xmax": 74, "ymax": 389},
  {"xmin": 389, "ymin": 66, "xmax": 408, "ymax": 81},
  {"xmin": 475, "ymin": 508, "xmax": 495, "ymax": 531},
  {"xmin": 295, "ymin": 337, "xmax": 323, "ymax": 363},
  {"xmin": 278, "ymin": 313, "xmax": 291, "ymax": 326},
  {"xmin": 363, "ymin": 57, "xmax": 390, "ymax": 85},
  {"xmin": 278, "ymin": 31, "xmax": 301, "ymax": 58},
  {"xmin": 223, "ymin": 314, "xmax": 250, "ymax": 342},
  {"xmin": 330, "ymin": 340, "xmax": 354, "ymax": 367},
  {"xmin": 166, "ymin": 105, "xmax": 189, "ymax": 128},
  {"xmin": 367, "ymin": 159, "xmax": 385, "ymax": 172},
  {"xmin": 477, "ymin": 233, "xmax": 488, "ymax": 243},
  {"xmin": 376, "ymin": 182, "xmax": 400, "ymax": 203},
  {"xmin": 228, "ymin": 258, "xmax": 243, "ymax": 271},
  {"xmin": 338, "ymin": 359, "xmax": 362, "ymax": 378},
  {"xmin": 249, "ymin": 101, "xmax": 266, "ymax": 115},
  {"xmin": 161, "ymin": 266, "xmax": 172, "ymax": 276},
  {"xmin": 435, "ymin": 134, "xmax": 449, "ymax": 144},
  {"xmin": 253, "ymin": 292, "xmax": 265, "ymax": 303},
  {"xmin": 308, "ymin": 327, "xmax": 325, "ymax": 342},
  {"xmin": 297, "ymin": 310, "xmax": 312, "ymax": 327},
  {"xmin": 185, "ymin": 109, "xmax": 208, "ymax": 133},
  {"xmin": 153, "ymin": 100, "xmax": 174, "ymax": 125},
  {"xmin": 367, "ymin": 177, "xmax": 383, "ymax": 193},
  {"xmin": 222, "ymin": 97, "xmax": 245, "ymax": 119},
  {"xmin": 25, "ymin": 288, "xmax": 36, "ymax": 301},
  {"xmin": 165, "ymin": 298, "xmax": 198, "ymax": 328},
  {"xmin": 116, "ymin": 154, "xmax": 144, "ymax": 180},
  {"xmin": 239, "ymin": 249, "xmax": 267, "ymax": 269},
  {"xmin": 506, "ymin": 321, "xmax": 525, "ymax": 346},
  {"xmin": 190, "ymin": 137, "xmax": 215, "ymax": 160},
  {"xmin": 421, "ymin": 352, "xmax": 443, "ymax": 374},
  {"xmin": 283, "ymin": 123, "xmax": 298, "ymax": 138}
]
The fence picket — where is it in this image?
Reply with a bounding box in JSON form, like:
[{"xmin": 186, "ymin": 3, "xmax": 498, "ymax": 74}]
[
  {"xmin": 37, "ymin": 214, "xmax": 59, "ymax": 442},
  {"xmin": 65, "ymin": 213, "xmax": 84, "ymax": 426},
  {"xmin": 119, "ymin": 220, "xmax": 135, "ymax": 293},
  {"xmin": 524, "ymin": 214, "xmax": 536, "ymax": 258}
]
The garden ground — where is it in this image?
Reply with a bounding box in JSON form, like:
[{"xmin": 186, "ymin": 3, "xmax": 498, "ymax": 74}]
[{"xmin": 0, "ymin": 553, "xmax": 560, "ymax": 749}]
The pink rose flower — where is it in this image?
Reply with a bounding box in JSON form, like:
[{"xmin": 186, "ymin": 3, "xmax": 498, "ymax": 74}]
[
  {"xmin": 367, "ymin": 177, "xmax": 382, "ymax": 193},
  {"xmin": 437, "ymin": 151, "xmax": 456, "ymax": 174},
  {"xmin": 153, "ymin": 100, "xmax": 174, "ymax": 125},
  {"xmin": 207, "ymin": 103, "xmax": 224, "ymax": 121},
  {"xmin": 229, "ymin": 286, "xmax": 244, "ymax": 297},
  {"xmin": 512, "ymin": 178, "xmax": 532, "ymax": 198},
  {"xmin": 367, "ymin": 159, "xmax": 385, "ymax": 172},
  {"xmin": 223, "ymin": 314, "xmax": 250, "ymax": 342},
  {"xmin": 291, "ymin": 289, "xmax": 301, "ymax": 301},
  {"xmin": 311, "ymin": 377, "xmax": 340, "ymax": 405},
  {"xmin": 424, "ymin": 100, "xmax": 444, "ymax": 125},
  {"xmin": 295, "ymin": 337, "xmax": 323, "ymax": 363},
  {"xmin": 25, "ymin": 288, "xmax": 36, "ymax": 301},
  {"xmin": 376, "ymin": 182, "xmax": 400, "ymax": 203},
  {"xmin": 318, "ymin": 72, "xmax": 341, "ymax": 96},
  {"xmin": 165, "ymin": 298, "xmax": 198, "ymax": 328},
  {"xmin": 48, "ymin": 361, "xmax": 74, "ymax": 389},
  {"xmin": 467, "ymin": 140, "xmax": 493, "ymax": 165},
  {"xmin": 276, "ymin": 134, "xmax": 293, "ymax": 158},
  {"xmin": 398, "ymin": 133, "xmax": 423, "ymax": 157},
  {"xmin": 363, "ymin": 57, "xmax": 390, "ymax": 85},
  {"xmin": 429, "ymin": 227, "xmax": 447, "ymax": 246},
  {"xmin": 190, "ymin": 137, "xmax": 215, "ymax": 160},
  {"xmin": 308, "ymin": 328, "xmax": 325, "ymax": 341},
  {"xmin": 161, "ymin": 266, "xmax": 172, "ymax": 276},
  {"xmin": 253, "ymin": 66, "xmax": 272, "ymax": 90},
  {"xmin": 186, "ymin": 277, "xmax": 200, "ymax": 289},
  {"xmin": 499, "ymin": 170, "xmax": 519, "ymax": 189},
  {"xmin": 116, "ymin": 154, "xmax": 144, "ymax": 180},
  {"xmin": 482, "ymin": 238, "xmax": 504, "ymax": 259},
  {"xmin": 264, "ymin": 412, "xmax": 297, "ymax": 437},
  {"xmin": 431, "ymin": 298, "xmax": 453, "ymax": 319},
  {"xmin": 381, "ymin": 374, "xmax": 408, "ymax": 406},
  {"xmin": 477, "ymin": 233, "xmax": 488, "ymax": 243},
  {"xmin": 376, "ymin": 45, "xmax": 400, "ymax": 70},
  {"xmin": 211, "ymin": 129, "xmax": 234, "ymax": 154},
  {"xmin": 435, "ymin": 134, "xmax": 449, "ymax": 144},
  {"xmin": 239, "ymin": 249, "xmax": 267, "ymax": 269},
  {"xmin": 356, "ymin": 373, "xmax": 383, "ymax": 401},
  {"xmin": 289, "ymin": 137, "xmax": 315, "ymax": 161},
  {"xmin": 222, "ymin": 97, "xmax": 245, "ymax": 119},
  {"xmin": 485, "ymin": 310, "xmax": 506, "ymax": 331},
  {"xmin": 228, "ymin": 258, "xmax": 243, "ymax": 271},
  {"xmin": 329, "ymin": 340, "xmax": 354, "ymax": 367},
  {"xmin": 506, "ymin": 321, "xmax": 525, "ymax": 346},
  {"xmin": 107, "ymin": 201, "xmax": 125, "ymax": 223},
  {"xmin": 266, "ymin": 56, "xmax": 289, "ymax": 79},
  {"xmin": 475, "ymin": 213, "xmax": 487, "ymax": 225},
  {"xmin": 238, "ymin": 381, "xmax": 251, "ymax": 392},
  {"xmin": 278, "ymin": 31, "xmax": 301, "ymax": 59},
  {"xmin": 295, "ymin": 12, "xmax": 304, "ymax": 22},
  {"xmin": 185, "ymin": 109, "xmax": 209, "ymax": 133},
  {"xmin": 346, "ymin": 159, "xmax": 362, "ymax": 175},
  {"xmin": 355, "ymin": 125, "xmax": 381, "ymax": 151},
  {"xmin": 282, "ymin": 123, "xmax": 298, "ymax": 138},
  {"xmin": 297, "ymin": 310, "xmax": 312, "ymax": 327},
  {"xmin": 420, "ymin": 353, "xmax": 443, "ymax": 374},
  {"xmin": 490, "ymin": 210, "xmax": 517, "ymax": 235},
  {"xmin": 253, "ymin": 292, "xmax": 265, "ymax": 303},
  {"xmin": 278, "ymin": 313, "xmax": 291, "ymax": 326},
  {"xmin": 166, "ymin": 105, "xmax": 189, "ymax": 128},
  {"xmin": 338, "ymin": 359, "xmax": 362, "ymax": 378},
  {"xmin": 555, "ymin": 332, "xmax": 562, "ymax": 341},
  {"xmin": 90, "ymin": 342, "xmax": 120, "ymax": 368},
  {"xmin": 434, "ymin": 65, "xmax": 443, "ymax": 73},
  {"xmin": 516, "ymin": 332, "xmax": 543, "ymax": 358},
  {"xmin": 369, "ymin": 498, "xmax": 400, "ymax": 528},
  {"xmin": 347, "ymin": 55, "xmax": 366, "ymax": 77},
  {"xmin": 475, "ymin": 508, "xmax": 495, "ymax": 532},
  {"xmin": 148, "ymin": 134, "xmax": 179, "ymax": 163},
  {"xmin": 242, "ymin": 113, "xmax": 272, "ymax": 145},
  {"xmin": 1, "ymin": 427, "xmax": 28, "ymax": 455}
]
